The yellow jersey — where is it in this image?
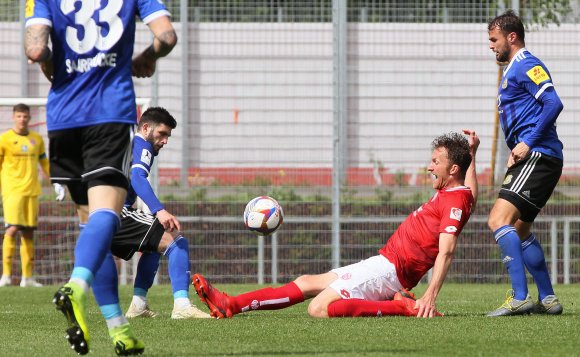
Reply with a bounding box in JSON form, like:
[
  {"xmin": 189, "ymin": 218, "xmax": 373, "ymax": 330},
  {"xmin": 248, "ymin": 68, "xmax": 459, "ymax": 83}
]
[{"xmin": 0, "ymin": 129, "xmax": 49, "ymax": 196}]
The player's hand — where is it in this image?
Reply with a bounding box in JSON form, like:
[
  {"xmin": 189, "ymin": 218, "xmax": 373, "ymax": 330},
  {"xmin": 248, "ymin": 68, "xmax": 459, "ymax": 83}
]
[
  {"xmin": 156, "ymin": 209, "xmax": 181, "ymax": 232},
  {"xmin": 39, "ymin": 60, "xmax": 54, "ymax": 83},
  {"xmin": 132, "ymin": 49, "xmax": 157, "ymax": 78},
  {"xmin": 414, "ymin": 296, "xmax": 442, "ymax": 318},
  {"xmin": 53, "ymin": 183, "xmax": 65, "ymax": 201},
  {"xmin": 28, "ymin": 57, "xmax": 54, "ymax": 83},
  {"xmin": 509, "ymin": 142, "xmax": 530, "ymax": 167},
  {"xmin": 462, "ymin": 129, "xmax": 480, "ymax": 156}
]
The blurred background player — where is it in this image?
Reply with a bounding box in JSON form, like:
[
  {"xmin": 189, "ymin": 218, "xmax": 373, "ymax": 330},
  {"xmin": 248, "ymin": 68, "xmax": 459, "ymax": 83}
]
[
  {"xmin": 0, "ymin": 103, "xmax": 53, "ymax": 288},
  {"xmin": 486, "ymin": 11, "xmax": 564, "ymax": 317},
  {"xmin": 194, "ymin": 130, "xmax": 479, "ymax": 319},
  {"xmin": 98, "ymin": 107, "xmax": 210, "ymax": 320},
  {"xmin": 25, "ymin": 0, "xmax": 176, "ymax": 355}
]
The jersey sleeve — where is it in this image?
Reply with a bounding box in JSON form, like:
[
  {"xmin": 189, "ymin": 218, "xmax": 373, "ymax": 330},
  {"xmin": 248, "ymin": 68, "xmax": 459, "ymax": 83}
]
[
  {"xmin": 438, "ymin": 192, "xmax": 472, "ymax": 237},
  {"xmin": 130, "ymin": 137, "xmax": 164, "ymax": 214},
  {"xmin": 137, "ymin": 0, "xmax": 171, "ymax": 24},
  {"xmin": 25, "ymin": 0, "xmax": 53, "ymax": 27},
  {"xmin": 132, "ymin": 138, "xmax": 154, "ymax": 174},
  {"xmin": 37, "ymin": 135, "xmax": 50, "ymax": 177},
  {"xmin": 518, "ymin": 59, "xmax": 554, "ymax": 100}
]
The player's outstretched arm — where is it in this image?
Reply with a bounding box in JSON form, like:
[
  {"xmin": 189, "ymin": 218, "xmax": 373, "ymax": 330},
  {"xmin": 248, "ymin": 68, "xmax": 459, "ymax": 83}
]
[
  {"xmin": 462, "ymin": 129, "xmax": 479, "ymax": 204},
  {"xmin": 24, "ymin": 24, "xmax": 53, "ymax": 82},
  {"xmin": 414, "ymin": 233, "xmax": 457, "ymax": 318},
  {"xmin": 132, "ymin": 16, "xmax": 177, "ymax": 78}
]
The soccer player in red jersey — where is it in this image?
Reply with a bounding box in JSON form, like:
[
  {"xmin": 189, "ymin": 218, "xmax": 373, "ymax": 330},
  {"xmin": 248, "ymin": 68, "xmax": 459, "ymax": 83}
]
[{"xmin": 194, "ymin": 129, "xmax": 479, "ymax": 318}]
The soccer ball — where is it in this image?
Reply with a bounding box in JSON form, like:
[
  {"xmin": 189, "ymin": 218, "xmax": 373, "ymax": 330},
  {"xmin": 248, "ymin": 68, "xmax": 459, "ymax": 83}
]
[{"xmin": 244, "ymin": 196, "xmax": 284, "ymax": 235}]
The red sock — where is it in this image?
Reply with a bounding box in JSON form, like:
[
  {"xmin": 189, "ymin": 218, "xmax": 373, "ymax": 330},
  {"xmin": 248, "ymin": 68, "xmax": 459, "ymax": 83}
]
[
  {"xmin": 327, "ymin": 299, "xmax": 415, "ymax": 317},
  {"xmin": 232, "ymin": 282, "xmax": 305, "ymax": 313}
]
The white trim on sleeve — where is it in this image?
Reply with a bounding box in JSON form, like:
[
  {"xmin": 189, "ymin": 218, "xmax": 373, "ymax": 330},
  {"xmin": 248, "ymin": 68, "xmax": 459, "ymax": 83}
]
[
  {"xmin": 534, "ymin": 82, "xmax": 554, "ymax": 100},
  {"xmin": 142, "ymin": 10, "xmax": 171, "ymax": 25},
  {"xmin": 25, "ymin": 18, "xmax": 52, "ymax": 28},
  {"xmin": 132, "ymin": 164, "xmax": 150, "ymax": 175}
]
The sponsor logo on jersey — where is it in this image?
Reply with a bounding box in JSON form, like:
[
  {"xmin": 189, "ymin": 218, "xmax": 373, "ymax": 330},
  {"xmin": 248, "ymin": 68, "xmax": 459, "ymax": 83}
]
[
  {"xmin": 140, "ymin": 149, "xmax": 152, "ymax": 166},
  {"xmin": 502, "ymin": 79, "xmax": 508, "ymax": 89},
  {"xmin": 526, "ymin": 65, "xmax": 550, "ymax": 85},
  {"xmin": 450, "ymin": 207, "xmax": 462, "ymax": 221},
  {"xmin": 503, "ymin": 174, "xmax": 513, "ymax": 185},
  {"xmin": 25, "ymin": 0, "xmax": 34, "ymax": 18},
  {"xmin": 341, "ymin": 273, "xmax": 352, "ymax": 280},
  {"xmin": 340, "ymin": 289, "xmax": 351, "ymax": 299},
  {"xmin": 522, "ymin": 190, "xmax": 530, "ymax": 198},
  {"xmin": 445, "ymin": 226, "xmax": 458, "ymax": 233},
  {"xmin": 66, "ymin": 53, "xmax": 117, "ymax": 74},
  {"xmin": 21, "ymin": 144, "xmax": 29, "ymax": 153}
]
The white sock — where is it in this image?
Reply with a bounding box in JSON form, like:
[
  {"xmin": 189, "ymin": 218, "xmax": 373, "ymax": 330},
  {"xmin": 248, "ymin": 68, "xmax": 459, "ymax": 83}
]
[
  {"xmin": 132, "ymin": 295, "xmax": 147, "ymax": 308},
  {"xmin": 174, "ymin": 297, "xmax": 191, "ymax": 309},
  {"xmin": 106, "ymin": 316, "xmax": 129, "ymax": 330},
  {"xmin": 69, "ymin": 278, "xmax": 90, "ymax": 294}
]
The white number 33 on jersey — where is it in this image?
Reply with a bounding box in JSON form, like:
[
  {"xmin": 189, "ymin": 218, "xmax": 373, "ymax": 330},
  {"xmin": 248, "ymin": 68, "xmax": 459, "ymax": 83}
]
[{"xmin": 60, "ymin": 0, "xmax": 124, "ymax": 54}]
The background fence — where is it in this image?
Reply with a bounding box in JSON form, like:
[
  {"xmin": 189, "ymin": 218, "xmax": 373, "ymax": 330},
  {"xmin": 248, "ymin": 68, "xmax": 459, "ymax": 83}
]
[{"xmin": 0, "ymin": 0, "xmax": 579, "ymax": 285}]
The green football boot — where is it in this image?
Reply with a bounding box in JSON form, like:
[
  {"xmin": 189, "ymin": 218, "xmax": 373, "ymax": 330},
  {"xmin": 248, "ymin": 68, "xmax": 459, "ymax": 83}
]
[
  {"xmin": 109, "ymin": 324, "xmax": 145, "ymax": 356},
  {"xmin": 53, "ymin": 282, "xmax": 90, "ymax": 355}
]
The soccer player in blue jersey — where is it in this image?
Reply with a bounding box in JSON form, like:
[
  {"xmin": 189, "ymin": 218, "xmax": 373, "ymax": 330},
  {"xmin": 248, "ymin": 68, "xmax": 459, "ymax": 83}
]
[
  {"xmin": 24, "ymin": 1, "xmax": 177, "ymax": 355},
  {"xmin": 101, "ymin": 107, "xmax": 209, "ymax": 320},
  {"xmin": 486, "ymin": 10, "xmax": 564, "ymax": 317}
]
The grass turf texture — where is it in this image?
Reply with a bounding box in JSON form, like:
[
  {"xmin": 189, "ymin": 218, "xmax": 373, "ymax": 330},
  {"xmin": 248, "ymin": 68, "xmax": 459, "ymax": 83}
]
[{"xmin": 1, "ymin": 283, "xmax": 578, "ymax": 356}]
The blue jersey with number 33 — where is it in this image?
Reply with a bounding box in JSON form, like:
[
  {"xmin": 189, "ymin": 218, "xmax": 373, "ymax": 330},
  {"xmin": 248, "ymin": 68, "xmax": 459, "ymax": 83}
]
[{"xmin": 25, "ymin": 0, "xmax": 170, "ymax": 131}]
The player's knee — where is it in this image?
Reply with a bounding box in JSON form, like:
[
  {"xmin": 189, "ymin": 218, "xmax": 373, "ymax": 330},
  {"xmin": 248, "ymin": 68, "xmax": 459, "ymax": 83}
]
[
  {"xmin": 487, "ymin": 211, "xmax": 506, "ymax": 231},
  {"xmin": 294, "ymin": 274, "xmax": 310, "ymax": 286},
  {"xmin": 5, "ymin": 225, "xmax": 18, "ymax": 236},
  {"xmin": 307, "ymin": 300, "xmax": 329, "ymax": 318},
  {"xmin": 157, "ymin": 233, "xmax": 175, "ymax": 254},
  {"xmin": 294, "ymin": 275, "xmax": 318, "ymax": 298}
]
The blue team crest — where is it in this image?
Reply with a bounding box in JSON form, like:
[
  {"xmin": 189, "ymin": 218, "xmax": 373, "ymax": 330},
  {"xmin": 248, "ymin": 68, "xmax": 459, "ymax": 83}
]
[{"xmin": 502, "ymin": 79, "xmax": 508, "ymax": 89}]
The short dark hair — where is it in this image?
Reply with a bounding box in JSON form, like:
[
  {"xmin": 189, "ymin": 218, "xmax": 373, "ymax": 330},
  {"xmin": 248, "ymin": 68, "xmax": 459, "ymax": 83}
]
[
  {"xmin": 138, "ymin": 107, "xmax": 177, "ymax": 130},
  {"xmin": 488, "ymin": 10, "xmax": 525, "ymax": 43},
  {"xmin": 13, "ymin": 103, "xmax": 30, "ymax": 113},
  {"xmin": 431, "ymin": 132, "xmax": 471, "ymax": 178}
]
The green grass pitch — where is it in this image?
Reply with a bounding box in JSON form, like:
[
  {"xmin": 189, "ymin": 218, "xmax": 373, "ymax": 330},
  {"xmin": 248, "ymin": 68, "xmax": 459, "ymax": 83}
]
[{"xmin": 1, "ymin": 283, "xmax": 578, "ymax": 356}]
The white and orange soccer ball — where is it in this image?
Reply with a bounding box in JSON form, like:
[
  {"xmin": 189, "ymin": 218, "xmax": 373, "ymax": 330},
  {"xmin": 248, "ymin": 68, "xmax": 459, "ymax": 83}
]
[{"xmin": 243, "ymin": 196, "xmax": 284, "ymax": 235}]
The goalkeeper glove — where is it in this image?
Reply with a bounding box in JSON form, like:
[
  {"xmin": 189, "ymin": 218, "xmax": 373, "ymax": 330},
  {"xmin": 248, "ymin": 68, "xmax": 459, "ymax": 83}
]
[{"xmin": 53, "ymin": 183, "xmax": 66, "ymax": 201}]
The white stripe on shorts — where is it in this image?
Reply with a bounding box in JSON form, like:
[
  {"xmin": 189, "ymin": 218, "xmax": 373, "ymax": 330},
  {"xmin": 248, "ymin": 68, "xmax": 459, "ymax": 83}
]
[{"xmin": 510, "ymin": 151, "xmax": 541, "ymax": 193}]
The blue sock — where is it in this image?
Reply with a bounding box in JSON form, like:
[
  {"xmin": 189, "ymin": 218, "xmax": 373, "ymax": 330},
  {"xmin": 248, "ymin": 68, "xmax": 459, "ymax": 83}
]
[
  {"xmin": 522, "ymin": 233, "xmax": 554, "ymax": 300},
  {"xmin": 164, "ymin": 236, "xmax": 190, "ymax": 298},
  {"xmin": 134, "ymin": 252, "xmax": 161, "ymax": 296},
  {"xmin": 494, "ymin": 225, "xmax": 528, "ymax": 300},
  {"xmin": 72, "ymin": 209, "xmax": 120, "ymax": 283},
  {"xmin": 93, "ymin": 252, "xmax": 125, "ymax": 327}
]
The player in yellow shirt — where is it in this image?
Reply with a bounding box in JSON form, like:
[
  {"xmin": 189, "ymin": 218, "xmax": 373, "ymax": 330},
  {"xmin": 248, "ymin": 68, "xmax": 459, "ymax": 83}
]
[{"xmin": 0, "ymin": 103, "xmax": 51, "ymax": 287}]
